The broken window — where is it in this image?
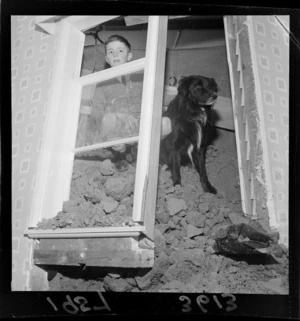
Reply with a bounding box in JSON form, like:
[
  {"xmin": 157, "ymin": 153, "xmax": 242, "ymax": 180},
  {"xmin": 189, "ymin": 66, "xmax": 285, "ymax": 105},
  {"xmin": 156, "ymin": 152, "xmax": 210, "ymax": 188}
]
[{"xmin": 25, "ymin": 16, "xmax": 168, "ymax": 249}]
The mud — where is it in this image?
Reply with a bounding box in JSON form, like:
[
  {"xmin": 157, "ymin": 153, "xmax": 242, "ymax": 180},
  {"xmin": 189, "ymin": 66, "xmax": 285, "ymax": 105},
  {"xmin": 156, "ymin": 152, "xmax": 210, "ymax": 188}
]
[{"xmin": 46, "ymin": 135, "xmax": 289, "ymax": 294}]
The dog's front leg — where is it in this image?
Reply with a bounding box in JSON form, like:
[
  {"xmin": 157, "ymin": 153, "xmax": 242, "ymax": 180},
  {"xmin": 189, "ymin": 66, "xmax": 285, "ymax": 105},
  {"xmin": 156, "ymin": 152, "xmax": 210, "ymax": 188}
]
[
  {"xmin": 193, "ymin": 147, "xmax": 217, "ymax": 194},
  {"xmin": 170, "ymin": 150, "xmax": 181, "ymax": 186}
]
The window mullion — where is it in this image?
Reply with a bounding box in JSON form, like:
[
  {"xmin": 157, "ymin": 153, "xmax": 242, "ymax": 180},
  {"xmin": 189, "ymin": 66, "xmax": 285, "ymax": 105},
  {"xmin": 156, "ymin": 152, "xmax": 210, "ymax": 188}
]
[
  {"xmin": 75, "ymin": 58, "xmax": 145, "ymax": 86},
  {"xmin": 132, "ymin": 16, "xmax": 168, "ymax": 225}
]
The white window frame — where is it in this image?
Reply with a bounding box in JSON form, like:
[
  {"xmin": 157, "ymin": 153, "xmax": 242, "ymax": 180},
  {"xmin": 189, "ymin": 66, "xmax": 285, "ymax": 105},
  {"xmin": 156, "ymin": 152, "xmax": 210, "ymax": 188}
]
[{"xmin": 25, "ymin": 16, "xmax": 168, "ymax": 241}]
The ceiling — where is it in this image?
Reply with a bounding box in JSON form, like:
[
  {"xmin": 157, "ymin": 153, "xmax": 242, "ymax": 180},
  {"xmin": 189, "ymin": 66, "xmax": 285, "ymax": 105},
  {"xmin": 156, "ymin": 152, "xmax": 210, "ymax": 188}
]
[{"xmin": 84, "ymin": 15, "xmax": 224, "ymax": 33}]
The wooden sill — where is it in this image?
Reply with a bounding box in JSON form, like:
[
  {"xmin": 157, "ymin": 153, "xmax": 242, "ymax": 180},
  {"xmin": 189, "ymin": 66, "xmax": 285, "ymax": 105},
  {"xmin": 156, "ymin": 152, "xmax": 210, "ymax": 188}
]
[
  {"xmin": 25, "ymin": 225, "xmax": 146, "ymax": 239},
  {"xmin": 31, "ymin": 230, "xmax": 154, "ymax": 268}
]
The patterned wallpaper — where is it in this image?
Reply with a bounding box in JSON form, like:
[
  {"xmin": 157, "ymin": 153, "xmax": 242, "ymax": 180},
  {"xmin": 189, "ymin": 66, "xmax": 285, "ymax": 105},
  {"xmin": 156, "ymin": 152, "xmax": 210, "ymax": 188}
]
[
  {"xmin": 11, "ymin": 16, "xmax": 59, "ymax": 290},
  {"xmin": 250, "ymin": 16, "xmax": 289, "ymax": 245}
]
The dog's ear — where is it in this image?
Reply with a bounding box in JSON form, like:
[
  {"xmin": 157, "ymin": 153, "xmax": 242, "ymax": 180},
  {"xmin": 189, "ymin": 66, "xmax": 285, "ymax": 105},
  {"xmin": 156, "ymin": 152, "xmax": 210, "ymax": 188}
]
[{"xmin": 177, "ymin": 76, "xmax": 195, "ymax": 97}]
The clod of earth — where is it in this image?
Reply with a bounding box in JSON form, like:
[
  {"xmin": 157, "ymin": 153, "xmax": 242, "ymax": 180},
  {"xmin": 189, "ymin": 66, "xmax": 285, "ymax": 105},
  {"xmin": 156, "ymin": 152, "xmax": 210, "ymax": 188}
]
[{"xmin": 44, "ymin": 145, "xmax": 289, "ymax": 294}]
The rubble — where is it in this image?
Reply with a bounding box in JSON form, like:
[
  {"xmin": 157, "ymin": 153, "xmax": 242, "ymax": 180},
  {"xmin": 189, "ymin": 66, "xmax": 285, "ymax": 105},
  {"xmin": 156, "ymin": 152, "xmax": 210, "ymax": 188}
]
[{"xmin": 45, "ymin": 145, "xmax": 289, "ymax": 294}]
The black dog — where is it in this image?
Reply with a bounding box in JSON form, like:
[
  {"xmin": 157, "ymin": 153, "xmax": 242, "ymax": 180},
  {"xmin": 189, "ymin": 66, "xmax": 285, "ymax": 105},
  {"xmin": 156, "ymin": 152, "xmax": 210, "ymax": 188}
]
[{"xmin": 161, "ymin": 75, "xmax": 218, "ymax": 194}]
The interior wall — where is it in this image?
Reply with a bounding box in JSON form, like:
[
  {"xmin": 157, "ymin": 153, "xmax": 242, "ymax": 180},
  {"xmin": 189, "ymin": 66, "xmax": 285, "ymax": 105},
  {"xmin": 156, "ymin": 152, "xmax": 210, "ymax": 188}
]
[
  {"xmin": 250, "ymin": 16, "xmax": 289, "ymax": 244},
  {"xmin": 11, "ymin": 16, "xmax": 60, "ymax": 290}
]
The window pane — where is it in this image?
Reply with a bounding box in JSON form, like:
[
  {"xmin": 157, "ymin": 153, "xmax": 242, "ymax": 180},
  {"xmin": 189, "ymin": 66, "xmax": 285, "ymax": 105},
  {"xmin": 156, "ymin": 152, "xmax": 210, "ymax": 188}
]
[
  {"xmin": 80, "ymin": 16, "xmax": 148, "ymax": 76},
  {"xmin": 36, "ymin": 145, "xmax": 139, "ymax": 229},
  {"xmin": 71, "ymin": 146, "xmax": 138, "ymax": 227},
  {"xmin": 76, "ymin": 71, "xmax": 144, "ymax": 148}
]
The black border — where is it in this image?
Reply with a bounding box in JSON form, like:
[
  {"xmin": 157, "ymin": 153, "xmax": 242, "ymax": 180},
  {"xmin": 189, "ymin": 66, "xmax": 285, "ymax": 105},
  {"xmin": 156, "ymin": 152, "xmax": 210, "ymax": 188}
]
[{"xmin": 1, "ymin": 1, "xmax": 300, "ymax": 319}]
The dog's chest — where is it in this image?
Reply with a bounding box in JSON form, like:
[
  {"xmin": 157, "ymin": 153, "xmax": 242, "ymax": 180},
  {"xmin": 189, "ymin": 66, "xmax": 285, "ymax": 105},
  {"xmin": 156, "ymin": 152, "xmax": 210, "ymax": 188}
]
[{"xmin": 189, "ymin": 109, "xmax": 207, "ymax": 150}]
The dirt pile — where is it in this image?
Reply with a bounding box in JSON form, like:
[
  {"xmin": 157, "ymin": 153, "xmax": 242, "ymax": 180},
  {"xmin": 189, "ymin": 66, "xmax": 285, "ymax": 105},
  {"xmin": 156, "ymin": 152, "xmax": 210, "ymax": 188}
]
[
  {"xmin": 48, "ymin": 145, "xmax": 289, "ymax": 294},
  {"xmin": 36, "ymin": 157, "xmax": 136, "ymax": 229}
]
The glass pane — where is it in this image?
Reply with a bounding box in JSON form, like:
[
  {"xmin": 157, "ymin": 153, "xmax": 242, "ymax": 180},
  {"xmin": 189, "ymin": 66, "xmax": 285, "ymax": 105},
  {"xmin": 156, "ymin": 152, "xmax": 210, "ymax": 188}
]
[
  {"xmin": 76, "ymin": 71, "xmax": 144, "ymax": 148},
  {"xmin": 80, "ymin": 16, "xmax": 148, "ymax": 76},
  {"xmin": 36, "ymin": 145, "xmax": 138, "ymax": 229}
]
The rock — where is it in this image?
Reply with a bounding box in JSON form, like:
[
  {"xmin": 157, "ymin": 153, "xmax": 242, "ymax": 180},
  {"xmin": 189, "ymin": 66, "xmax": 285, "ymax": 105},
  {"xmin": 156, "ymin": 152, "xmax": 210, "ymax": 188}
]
[
  {"xmin": 155, "ymin": 223, "xmax": 169, "ymax": 234},
  {"xmin": 273, "ymin": 248, "xmax": 284, "ymax": 258},
  {"xmin": 152, "ymin": 253, "xmax": 171, "ymax": 277},
  {"xmin": 137, "ymin": 253, "xmax": 171, "ymax": 289},
  {"xmin": 186, "ymin": 225, "xmax": 204, "ymax": 238},
  {"xmin": 165, "ymin": 186, "xmax": 175, "ymax": 194},
  {"xmin": 103, "ymin": 276, "xmax": 131, "ymax": 292},
  {"xmin": 107, "ymin": 273, "xmax": 121, "ymax": 279},
  {"xmin": 228, "ymin": 266, "xmax": 239, "ymax": 274},
  {"xmin": 62, "ymin": 200, "xmax": 80, "ymax": 213},
  {"xmin": 269, "ymin": 231, "xmax": 280, "ymax": 243},
  {"xmin": 163, "ymin": 261, "xmax": 194, "ymax": 283},
  {"xmin": 166, "ymin": 198, "xmax": 187, "ymax": 216},
  {"xmin": 186, "ymin": 211, "xmax": 200, "ymax": 226},
  {"xmin": 101, "ymin": 197, "xmax": 119, "ymax": 214},
  {"xmin": 85, "ymin": 184, "xmax": 107, "ymax": 203},
  {"xmin": 180, "ymin": 227, "xmax": 187, "ymax": 237},
  {"xmin": 156, "ymin": 210, "xmax": 170, "ymax": 224},
  {"xmin": 212, "ymin": 225, "xmax": 229, "ymax": 239},
  {"xmin": 207, "ymin": 238, "xmax": 215, "ymax": 246},
  {"xmin": 179, "ymin": 218, "xmax": 187, "ymax": 228},
  {"xmin": 135, "ymin": 272, "xmax": 152, "ymax": 290},
  {"xmin": 278, "ymin": 243, "xmax": 288, "ymax": 254},
  {"xmin": 100, "ymin": 159, "xmax": 114, "ymax": 176},
  {"xmin": 206, "ymin": 246, "xmax": 215, "ymax": 254},
  {"xmin": 172, "ymin": 215, "xmax": 180, "ymax": 225},
  {"xmin": 168, "ymin": 220, "xmax": 176, "ymax": 230},
  {"xmin": 198, "ymin": 202, "xmax": 209, "ymax": 213},
  {"xmin": 258, "ymin": 278, "xmax": 288, "ymax": 294},
  {"xmin": 203, "ymin": 226, "xmax": 211, "ymax": 236},
  {"xmin": 154, "ymin": 228, "xmax": 167, "ymax": 256},
  {"xmin": 165, "ymin": 233, "xmax": 176, "ymax": 245},
  {"xmin": 177, "ymin": 211, "xmax": 187, "ymax": 218},
  {"xmin": 105, "ymin": 177, "xmax": 133, "ymax": 201},
  {"xmin": 205, "ymin": 218, "xmax": 213, "ymax": 226},
  {"xmin": 126, "ymin": 278, "xmax": 137, "ymax": 287},
  {"xmin": 228, "ymin": 212, "xmax": 250, "ymax": 225},
  {"xmin": 161, "ymin": 280, "xmax": 187, "ymax": 292},
  {"xmin": 194, "ymin": 236, "xmax": 207, "ymax": 248},
  {"xmin": 181, "ymin": 238, "xmax": 198, "ymax": 249}
]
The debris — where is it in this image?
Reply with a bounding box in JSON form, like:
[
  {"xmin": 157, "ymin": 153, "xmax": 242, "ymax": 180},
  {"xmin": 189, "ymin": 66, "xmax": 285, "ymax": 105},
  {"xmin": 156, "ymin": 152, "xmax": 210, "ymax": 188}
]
[{"xmin": 166, "ymin": 198, "xmax": 187, "ymax": 216}]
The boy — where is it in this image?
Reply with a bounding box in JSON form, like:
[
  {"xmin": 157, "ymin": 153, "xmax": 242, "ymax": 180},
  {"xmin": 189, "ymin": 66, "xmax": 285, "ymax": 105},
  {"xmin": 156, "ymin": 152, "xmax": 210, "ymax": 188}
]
[{"xmin": 88, "ymin": 35, "xmax": 171, "ymax": 170}]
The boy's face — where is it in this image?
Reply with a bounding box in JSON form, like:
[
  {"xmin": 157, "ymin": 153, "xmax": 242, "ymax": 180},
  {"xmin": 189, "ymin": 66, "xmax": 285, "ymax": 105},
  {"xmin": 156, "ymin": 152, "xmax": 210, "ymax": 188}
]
[{"xmin": 105, "ymin": 40, "xmax": 132, "ymax": 67}]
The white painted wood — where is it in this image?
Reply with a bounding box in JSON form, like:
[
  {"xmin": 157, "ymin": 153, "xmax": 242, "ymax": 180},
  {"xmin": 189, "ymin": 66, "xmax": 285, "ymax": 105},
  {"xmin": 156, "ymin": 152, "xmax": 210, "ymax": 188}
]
[
  {"xmin": 248, "ymin": 16, "xmax": 276, "ymax": 228},
  {"xmin": 142, "ymin": 16, "xmax": 168, "ymax": 239},
  {"xmin": 74, "ymin": 136, "xmax": 139, "ymax": 154},
  {"xmin": 75, "ymin": 58, "xmax": 145, "ymax": 86},
  {"xmin": 25, "ymin": 226, "xmax": 145, "ymax": 239},
  {"xmin": 132, "ymin": 16, "xmax": 162, "ymax": 222},
  {"xmin": 35, "ymin": 22, "xmax": 56, "ymax": 35},
  {"xmin": 35, "ymin": 16, "xmax": 68, "ymax": 35},
  {"xmin": 28, "ymin": 20, "xmax": 81, "ymax": 227},
  {"xmin": 224, "ymin": 16, "xmax": 248, "ymax": 214}
]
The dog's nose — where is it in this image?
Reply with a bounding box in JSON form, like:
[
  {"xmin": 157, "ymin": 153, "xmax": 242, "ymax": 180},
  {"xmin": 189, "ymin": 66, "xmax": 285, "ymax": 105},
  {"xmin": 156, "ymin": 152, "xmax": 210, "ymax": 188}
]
[{"xmin": 212, "ymin": 93, "xmax": 218, "ymax": 100}]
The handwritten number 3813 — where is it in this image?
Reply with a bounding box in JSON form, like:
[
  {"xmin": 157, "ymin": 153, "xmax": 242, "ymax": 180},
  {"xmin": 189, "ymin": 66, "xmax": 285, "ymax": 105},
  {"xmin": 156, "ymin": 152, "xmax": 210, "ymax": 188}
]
[{"xmin": 179, "ymin": 294, "xmax": 237, "ymax": 313}]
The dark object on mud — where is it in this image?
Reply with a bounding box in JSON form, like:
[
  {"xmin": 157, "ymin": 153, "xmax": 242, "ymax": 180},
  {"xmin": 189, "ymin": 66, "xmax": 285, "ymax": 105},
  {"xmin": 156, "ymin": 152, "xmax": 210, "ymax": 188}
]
[
  {"xmin": 214, "ymin": 223, "xmax": 279, "ymax": 265},
  {"xmin": 161, "ymin": 75, "xmax": 218, "ymax": 194}
]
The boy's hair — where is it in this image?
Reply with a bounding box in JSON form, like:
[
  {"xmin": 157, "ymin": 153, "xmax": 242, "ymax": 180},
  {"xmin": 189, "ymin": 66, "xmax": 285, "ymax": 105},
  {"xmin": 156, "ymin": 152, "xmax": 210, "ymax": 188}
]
[{"xmin": 104, "ymin": 35, "xmax": 131, "ymax": 52}]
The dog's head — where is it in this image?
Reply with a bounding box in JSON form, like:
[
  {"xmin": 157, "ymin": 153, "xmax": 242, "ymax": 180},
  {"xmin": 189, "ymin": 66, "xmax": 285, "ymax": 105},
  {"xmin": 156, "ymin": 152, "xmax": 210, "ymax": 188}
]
[{"xmin": 177, "ymin": 75, "xmax": 218, "ymax": 107}]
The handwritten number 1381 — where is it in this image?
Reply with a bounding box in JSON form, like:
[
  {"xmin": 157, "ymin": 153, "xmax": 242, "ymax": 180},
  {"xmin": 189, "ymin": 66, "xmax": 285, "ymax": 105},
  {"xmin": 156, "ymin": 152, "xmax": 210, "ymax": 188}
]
[
  {"xmin": 47, "ymin": 291, "xmax": 111, "ymax": 315},
  {"xmin": 179, "ymin": 294, "xmax": 237, "ymax": 313}
]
